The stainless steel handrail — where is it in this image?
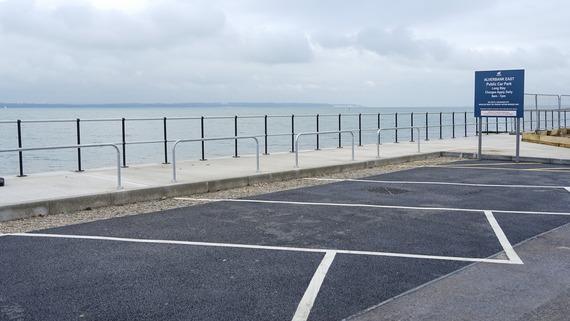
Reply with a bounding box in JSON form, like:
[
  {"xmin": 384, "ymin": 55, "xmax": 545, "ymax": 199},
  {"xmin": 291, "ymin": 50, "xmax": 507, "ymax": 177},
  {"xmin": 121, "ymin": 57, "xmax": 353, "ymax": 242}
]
[
  {"xmin": 376, "ymin": 127, "xmax": 421, "ymax": 158},
  {"xmin": 171, "ymin": 136, "xmax": 260, "ymax": 182},
  {"xmin": 294, "ymin": 130, "xmax": 355, "ymax": 168},
  {"xmin": 0, "ymin": 143, "xmax": 122, "ymax": 188}
]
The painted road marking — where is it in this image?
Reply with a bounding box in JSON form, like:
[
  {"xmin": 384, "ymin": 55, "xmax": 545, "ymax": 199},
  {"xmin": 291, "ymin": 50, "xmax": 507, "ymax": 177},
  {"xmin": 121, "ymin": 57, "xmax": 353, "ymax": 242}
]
[
  {"xmin": 484, "ymin": 211, "xmax": 523, "ymax": 264},
  {"xmin": 5, "ymin": 233, "xmax": 521, "ymax": 265},
  {"xmin": 565, "ymin": 187, "xmax": 570, "ymax": 193},
  {"xmin": 428, "ymin": 165, "xmax": 570, "ymax": 173},
  {"xmin": 292, "ymin": 251, "xmax": 336, "ymax": 321},
  {"xmin": 176, "ymin": 198, "xmax": 570, "ymax": 217},
  {"xmin": 306, "ymin": 178, "xmax": 569, "ymax": 190}
]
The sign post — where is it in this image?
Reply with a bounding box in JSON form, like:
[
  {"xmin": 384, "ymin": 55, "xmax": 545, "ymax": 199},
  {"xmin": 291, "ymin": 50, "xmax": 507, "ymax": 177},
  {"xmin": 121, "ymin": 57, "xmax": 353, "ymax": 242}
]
[{"xmin": 474, "ymin": 69, "xmax": 525, "ymax": 162}]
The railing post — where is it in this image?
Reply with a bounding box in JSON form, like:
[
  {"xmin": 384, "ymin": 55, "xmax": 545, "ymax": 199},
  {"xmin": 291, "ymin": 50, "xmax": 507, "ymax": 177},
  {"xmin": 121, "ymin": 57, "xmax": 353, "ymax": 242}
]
[
  {"xmin": 425, "ymin": 112, "xmax": 429, "ymax": 141},
  {"xmin": 558, "ymin": 95, "xmax": 562, "ymax": 129},
  {"xmin": 163, "ymin": 117, "xmax": 169, "ymax": 164},
  {"xmin": 377, "ymin": 113, "xmax": 381, "ymax": 129},
  {"xmin": 475, "ymin": 117, "xmax": 479, "ymax": 136},
  {"xmin": 76, "ymin": 118, "xmax": 83, "ymax": 172},
  {"xmin": 452, "ymin": 112, "xmax": 456, "ymax": 138},
  {"xmin": 121, "ymin": 118, "xmax": 128, "ymax": 167},
  {"xmin": 200, "ymin": 116, "xmax": 206, "ymax": 160},
  {"xmin": 17, "ymin": 119, "xmax": 25, "ymax": 177},
  {"xmin": 464, "ymin": 112, "xmax": 468, "ymax": 137},
  {"xmin": 291, "ymin": 114, "xmax": 295, "ymax": 153},
  {"xmin": 535, "ymin": 94, "xmax": 539, "ymax": 130},
  {"xmin": 264, "ymin": 115, "xmax": 269, "ymax": 155},
  {"xmin": 338, "ymin": 113, "xmax": 342, "ymax": 148},
  {"xmin": 439, "ymin": 112, "xmax": 443, "ymax": 139},
  {"xmin": 358, "ymin": 113, "xmax": 362, "ymax": 146},
  {"xmin": 316, "ymin": 114, "xmax": 320, "ymax": 150},
  {"xmin": 410, "ymin": 113, "xmax": 414, "ymax": 142},
  {"xmin": 234, "ymin": 115, "xmax": 239, "ymax": 158},
  {"xmin": 395, "ymin": 113, "xmax": 399, "ymax": 143}
]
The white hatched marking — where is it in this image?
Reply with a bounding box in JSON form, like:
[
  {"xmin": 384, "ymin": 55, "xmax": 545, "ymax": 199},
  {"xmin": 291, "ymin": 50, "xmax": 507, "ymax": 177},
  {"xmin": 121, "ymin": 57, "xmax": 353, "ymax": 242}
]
[{"xmin": 292, "ymin": 251, "xmax": 336, "ymax": 321}]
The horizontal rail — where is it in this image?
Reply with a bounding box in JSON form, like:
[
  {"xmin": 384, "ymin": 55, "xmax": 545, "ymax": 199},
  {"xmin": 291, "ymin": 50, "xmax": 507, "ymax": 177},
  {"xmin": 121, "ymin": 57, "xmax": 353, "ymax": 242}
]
[
  {"xmin": 0, "ymin": 143, "xmax": 122, "ymax": 188},
  {"xmin": 294, "ymin": 130, "xmax": 355, "ymax": 168},
  {"xmin": 377, "ymin": 127, "xmax": 421, "ymax": 158},
  {"xmin": 172, "ymin": 136, "xmax": 260, "ymax": 183}
]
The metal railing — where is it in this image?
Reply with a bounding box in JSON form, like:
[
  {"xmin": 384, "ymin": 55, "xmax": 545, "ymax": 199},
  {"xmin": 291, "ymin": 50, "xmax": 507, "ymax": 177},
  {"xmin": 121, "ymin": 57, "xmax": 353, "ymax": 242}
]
[
  {"xmin": 294, "ymin": 131, "xmax": 355, "ymax": 168},
  {"xmin": 1, "ymin": 104, "xmax": 568, "ymax": 175},
  {"xmin": 377, "ymin": 127, "xmax": 421, "ymax": 158},
  {"xmin": 171, "ymin": 136, "xmax": 260, "ymax": 183},
  {"xmin": 0, "ymin": 143, "xmax": 122, "ymax": 188}
]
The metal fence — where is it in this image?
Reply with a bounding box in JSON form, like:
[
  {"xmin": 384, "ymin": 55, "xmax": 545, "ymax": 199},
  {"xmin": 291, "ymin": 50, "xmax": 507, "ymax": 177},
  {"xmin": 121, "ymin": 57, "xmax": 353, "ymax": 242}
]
[{"xmin": 1, "ymin": 103, "xmax": 568, "ymax": 176}]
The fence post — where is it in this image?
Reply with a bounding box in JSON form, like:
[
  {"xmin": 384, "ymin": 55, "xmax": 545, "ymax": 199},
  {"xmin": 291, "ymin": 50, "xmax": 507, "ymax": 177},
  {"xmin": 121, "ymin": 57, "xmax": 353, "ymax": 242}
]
[
  {"xmin": 338, "ymin": 113, "xmax": 342, "ymax": 148},
  {"xmin": 234, "ymin": 115, "xmax": 239, "ymax": 158},
  {"xmin": 395, "ymin": 113, "xmax": 399, "ymax": 143},
  {"xmin": 76, "ymin": 118, "xmax": 83, "ymax": 172},
  {"xmin": 291, "ymin": 114, "xmax": 295, "ymax": 152},
  {"xmin": 452, "ymin": 112, "xmax": 456, "ymax": 138},
  {"xmin": 264, "ymin": 115, "xmax": 269, "ymax": 155},
  {"xmin": 377, "ymin": 113, "xmax": 381, "ymax": 129},
  {"xmin": 316, "ymin": 114, "xmax": 320, "ymax": 150},
  {"xmin": 200, "ymin": 116, "xmax": 206, "ymax": 160},
  {"xmin": 475, "ymin": 117, "xmax": 479, "ymax": 136},
  {"xmin": 439, "ymin": 112, "xmax": 443, "ymax": 139},
  {"xmin": 464, "ymin": 112, "xmax": 468, "ymax": 137},
  {"xmin": 121, "ymin": 118, "xmax": 128, "ymax": 167},
  {"xmin": 425, "ymin": 112, "xmax": 429, "ymax": 141},
  {"xmin": 410, "ymin": 113, "xmax": 414, "ymax": 142},
  {"xmin": 358, "ymin": 113, "xmax": 362, "ymax": 146},
  {"xmin": 163, "ymin": 117, "xmax": 169, "ymax": 164},
  {"xmin": 17, "ymin": 120, "xmax": 25, "ymax": 177}
]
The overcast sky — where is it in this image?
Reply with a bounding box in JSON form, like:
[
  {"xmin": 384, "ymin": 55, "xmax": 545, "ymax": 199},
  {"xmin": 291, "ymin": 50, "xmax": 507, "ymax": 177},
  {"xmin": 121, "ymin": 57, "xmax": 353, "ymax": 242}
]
[{"xmin": 0, "ymin": 0, "xmax": 568, "ymax": 107}]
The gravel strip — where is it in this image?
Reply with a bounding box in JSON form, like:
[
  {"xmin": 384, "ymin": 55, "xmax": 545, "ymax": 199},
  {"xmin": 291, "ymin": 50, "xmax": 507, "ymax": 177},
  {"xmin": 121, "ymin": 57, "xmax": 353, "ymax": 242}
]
[{"xmin": 0, "ymin": 157, "xmax": 458, "ymax": 234}]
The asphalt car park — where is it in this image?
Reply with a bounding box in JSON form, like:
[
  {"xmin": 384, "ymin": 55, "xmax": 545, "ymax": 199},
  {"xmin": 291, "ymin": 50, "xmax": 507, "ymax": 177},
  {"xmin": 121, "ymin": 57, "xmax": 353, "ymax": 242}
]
[{"xmin": 1, "ymin": 160, "xmax": 569, "ymax": 320}]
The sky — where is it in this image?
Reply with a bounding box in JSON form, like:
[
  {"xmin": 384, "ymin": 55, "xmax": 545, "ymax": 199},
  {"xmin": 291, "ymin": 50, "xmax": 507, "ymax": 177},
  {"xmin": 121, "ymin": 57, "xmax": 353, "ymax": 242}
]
[{"xmin": 0, "ymin": 0, "xmax": 569, "ymax": 107}]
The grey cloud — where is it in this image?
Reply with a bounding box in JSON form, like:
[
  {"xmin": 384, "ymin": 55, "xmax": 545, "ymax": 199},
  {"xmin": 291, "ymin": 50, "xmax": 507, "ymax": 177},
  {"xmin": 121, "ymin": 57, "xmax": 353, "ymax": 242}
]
[
  {"xmin": 239, "ymin": 28, "xmax": 314, "ymax": 64},
  {"xmin": 0, "ymin": 0, "xmax": 226, "ymax": 50}
]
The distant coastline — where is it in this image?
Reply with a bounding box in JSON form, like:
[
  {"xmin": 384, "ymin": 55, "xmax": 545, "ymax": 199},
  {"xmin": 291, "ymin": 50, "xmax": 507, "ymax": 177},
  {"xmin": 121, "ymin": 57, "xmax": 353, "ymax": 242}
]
[{"xmin": 0, "ymin": 102, "xmax": 365, "ymax": 109}]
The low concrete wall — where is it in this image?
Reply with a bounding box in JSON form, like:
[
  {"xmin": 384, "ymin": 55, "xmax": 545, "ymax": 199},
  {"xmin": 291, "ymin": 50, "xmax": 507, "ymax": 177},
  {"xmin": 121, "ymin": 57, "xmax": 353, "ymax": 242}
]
[{"xmin": 0, "ymin": 152, "xmax": 442, "ymax": 222}]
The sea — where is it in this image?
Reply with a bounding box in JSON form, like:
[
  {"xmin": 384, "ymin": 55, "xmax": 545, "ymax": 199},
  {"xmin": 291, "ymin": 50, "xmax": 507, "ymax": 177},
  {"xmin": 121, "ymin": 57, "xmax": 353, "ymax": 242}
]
[{"xmin": 0, "ymin": 104, "xmax": 520, "ymax": 176}]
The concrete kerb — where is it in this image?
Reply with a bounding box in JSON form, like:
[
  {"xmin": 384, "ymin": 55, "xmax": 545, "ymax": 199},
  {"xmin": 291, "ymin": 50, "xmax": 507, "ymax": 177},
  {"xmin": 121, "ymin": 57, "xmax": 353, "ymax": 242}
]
[
  {"xmin": 0, "ymin": 152, "xmax": 446, "ymax": 222},
  {"xmin": 5, "ymin": 150, "xmax": 566, "ymax": 223}
]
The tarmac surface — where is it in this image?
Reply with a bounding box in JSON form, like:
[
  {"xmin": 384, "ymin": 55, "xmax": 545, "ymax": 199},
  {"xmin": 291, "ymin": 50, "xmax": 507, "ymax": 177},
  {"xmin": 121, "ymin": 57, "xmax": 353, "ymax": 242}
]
[{"xmin": 1, "ymin": 134, "xmax": 570, "ymax": 320}]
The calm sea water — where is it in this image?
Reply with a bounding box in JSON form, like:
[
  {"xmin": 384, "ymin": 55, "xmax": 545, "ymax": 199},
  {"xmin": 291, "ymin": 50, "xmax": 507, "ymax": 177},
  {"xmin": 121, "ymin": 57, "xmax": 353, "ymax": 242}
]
[{"xmin": 0, "ymin": 105, "xmax": 496, "ymax": 175}]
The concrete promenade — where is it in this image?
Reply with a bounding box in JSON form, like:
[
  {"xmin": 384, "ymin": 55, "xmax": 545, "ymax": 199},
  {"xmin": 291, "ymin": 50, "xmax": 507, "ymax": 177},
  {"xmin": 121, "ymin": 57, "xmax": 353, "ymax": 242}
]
[{"xmin": 1, "ymin": 134, "xmax": 569, "ymax": 222}]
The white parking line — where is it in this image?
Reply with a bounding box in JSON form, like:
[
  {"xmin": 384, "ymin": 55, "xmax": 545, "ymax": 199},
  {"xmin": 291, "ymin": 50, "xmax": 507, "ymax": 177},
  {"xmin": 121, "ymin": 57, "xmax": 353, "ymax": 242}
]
[
  {"xmin": 306, "ymin": 178, "xmax": 569, "ymax": 190},
  {"xmin": 484, "ymin": 211, "xmax": 523, "ymax": 264},
  {"xmin": 292, "ymin": 251, "xmax": 336, "ymax": 321},
  {"xmin": 175, "ymin": 198, "xmax": 570, "ymax": 216},
  {"xmin": 5, "ymin": 233, "xmax": 521, "ymax": 264}
]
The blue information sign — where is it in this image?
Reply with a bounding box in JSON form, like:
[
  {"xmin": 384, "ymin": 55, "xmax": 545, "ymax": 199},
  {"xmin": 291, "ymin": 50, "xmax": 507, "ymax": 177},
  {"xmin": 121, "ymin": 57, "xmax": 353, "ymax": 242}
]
[{"xmin": 474, "ymin": 69, "xmax": 525, "ymax": 118}]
